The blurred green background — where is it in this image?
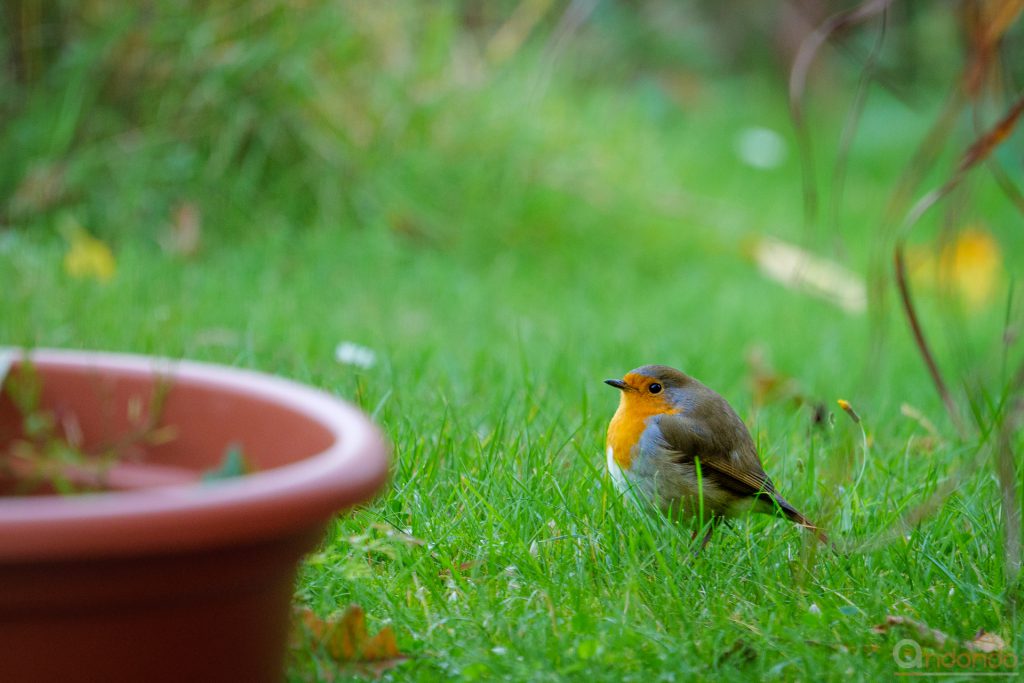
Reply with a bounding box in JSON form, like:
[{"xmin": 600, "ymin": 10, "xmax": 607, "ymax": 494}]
[
  {"xmin": 1, "ymin": 0, "xmax": 1006, "ymax": 248},
  {"xmin": 2, "ymin": 1, "xmax": 1023, "ymax": 680},
  {"xmin": 3, "ymin": 1, "xmax": 1021, "ymax": 406}
]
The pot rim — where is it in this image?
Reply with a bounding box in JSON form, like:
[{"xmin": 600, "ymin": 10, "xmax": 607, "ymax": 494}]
[{"xmin": 0, "ymin": 348, "xmax": 390, "ymax": 561}]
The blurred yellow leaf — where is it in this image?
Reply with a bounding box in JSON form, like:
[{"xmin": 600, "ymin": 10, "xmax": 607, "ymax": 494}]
[
  {"xmin": 60, "ymin": 215, "xmax": 116, "ymax": 282},
  {"xmin": 908, "ymin": 227, "xmax": 1003, "ymax": 309}
]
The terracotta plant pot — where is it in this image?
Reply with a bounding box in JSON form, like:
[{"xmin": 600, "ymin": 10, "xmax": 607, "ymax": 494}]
[{"xmin": 0, "ymin": 349, "xmax": 389, "ymax": 683}]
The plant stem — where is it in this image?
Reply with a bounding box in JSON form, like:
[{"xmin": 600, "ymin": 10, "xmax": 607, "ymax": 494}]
[{"xmin": 893, "ymin": 241, "xmax": 967, "ymax": 438}]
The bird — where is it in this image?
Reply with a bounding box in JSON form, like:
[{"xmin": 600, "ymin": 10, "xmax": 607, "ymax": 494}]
[{"xmin": 604, "ymin": 364, "xmax": 827, "ymax": 549}]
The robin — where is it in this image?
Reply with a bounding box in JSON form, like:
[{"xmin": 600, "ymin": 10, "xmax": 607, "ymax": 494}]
[{"xmin": 605, "ymin": 364, "xmax": 827, "ymax": 548}]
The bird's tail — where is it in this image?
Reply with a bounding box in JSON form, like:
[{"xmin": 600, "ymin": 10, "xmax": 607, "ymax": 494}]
[{"xmin": 771, "ymin": 493, "xmax": 830, "ymax": 545}]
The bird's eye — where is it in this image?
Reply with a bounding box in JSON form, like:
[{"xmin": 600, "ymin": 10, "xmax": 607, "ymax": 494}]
[{"xmin": 649, "ymin": 383, "xmax": 662, "ymax": 394}]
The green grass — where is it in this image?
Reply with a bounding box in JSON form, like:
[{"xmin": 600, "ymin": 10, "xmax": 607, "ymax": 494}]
[{"xmin": 3, "ymin": 4, "xmax": 1024, "ymax": 680}]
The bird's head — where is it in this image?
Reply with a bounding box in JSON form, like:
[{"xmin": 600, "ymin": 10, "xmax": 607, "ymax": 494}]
[{"xmin": 604, "ymin": 364, "xmax": 692, "ymax": 414}]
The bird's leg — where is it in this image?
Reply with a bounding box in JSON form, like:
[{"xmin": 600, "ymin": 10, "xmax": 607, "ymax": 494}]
[{"xmin": 691, "ymin": 517, "xmax": 721, "ymax": 556}]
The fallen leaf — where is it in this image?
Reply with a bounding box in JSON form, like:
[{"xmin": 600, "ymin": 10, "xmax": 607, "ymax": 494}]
[
  {"xmin": 60, "ymin": 215, "xmax": 116, "ymax": 282},
  {"xmin": 968, "ymin": 629, "xmax": 1007, "ymax": 653},
  {"xmin": 871, "ymin": 615, "xmax": 955, "ymax": 650},
  {"xmin": 872, "ymin": 615, "xmax": 1008, "ymax": 654},
  {"xmin": 359, "ymin": 625, "xmax": 400, "ymax": 661},
  {"xmin": 752, "ymin": 237, "xmax": 866, "ymax": 313},
  {"xmin": 295, "ymin": 605, "xmax": 408, "ymax": 679}
]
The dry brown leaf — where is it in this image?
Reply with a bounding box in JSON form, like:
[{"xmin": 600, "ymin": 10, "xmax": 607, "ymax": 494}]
[
  {"xmin": 968, "ymin": 629, "xmax": 1007, "ymax": 653},
  {"xmin": 871, "ymin": 615, "xmax": 956, "ymax": 650},
  {"xmin": 872, "ymin": 615, "xmax": 1008, "ymax": 654},
  {"xmin": 295, "ymin": 605, "xmax": 408, "ymax": 678},
  {"xmin": 360, "ymin": 626, "xmax": 401, "ymax": 661}
]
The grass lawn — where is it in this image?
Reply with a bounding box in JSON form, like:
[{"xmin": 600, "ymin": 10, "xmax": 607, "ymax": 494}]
[{"xmin": 2, "ymin": 47, "xmax": 1022, "ymax": 681}]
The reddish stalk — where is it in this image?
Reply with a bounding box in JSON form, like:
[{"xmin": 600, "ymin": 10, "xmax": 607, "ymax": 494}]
[{"xmin": 893, "ymin": 241, "xmax": 967, "ymax": 438}]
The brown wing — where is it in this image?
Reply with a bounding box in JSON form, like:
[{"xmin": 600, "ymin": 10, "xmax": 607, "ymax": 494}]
[
  {"xmin": 656, "ymin": 413, "xmax": 775, "ymax": 497},
  {"xmin": 657, "ymin": 413, "xmax": 827, "ymax": 541}
]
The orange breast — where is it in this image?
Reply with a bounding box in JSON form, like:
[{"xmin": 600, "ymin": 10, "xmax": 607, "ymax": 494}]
[{"xmin": 606, "ymin": 399, "xmax": 678, "ymax": 470}]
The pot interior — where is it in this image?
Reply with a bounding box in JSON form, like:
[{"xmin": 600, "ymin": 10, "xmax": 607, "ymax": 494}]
[{"xmin": 0, "ymin": 358, "xmax": 336, "ymax": 493}]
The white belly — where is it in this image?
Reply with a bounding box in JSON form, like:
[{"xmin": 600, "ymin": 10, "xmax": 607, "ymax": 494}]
[
  {"xmin": 606, "ymin": 445, "xmax": 629, "ymax": 492},
  {"xmin": 605, "ymin": 442, "xmax": 664, "ymax": 512}
]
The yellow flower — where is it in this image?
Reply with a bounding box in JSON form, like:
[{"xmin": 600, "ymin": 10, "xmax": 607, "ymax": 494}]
[{"xmin": 60, "ymin": 215, "xmax": 116, "ymax": 282}]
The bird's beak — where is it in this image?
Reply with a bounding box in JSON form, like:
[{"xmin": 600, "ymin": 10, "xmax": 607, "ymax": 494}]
[{"xmin": 604, "ymin": 379, "xmax": 629, "ymax": 390}]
